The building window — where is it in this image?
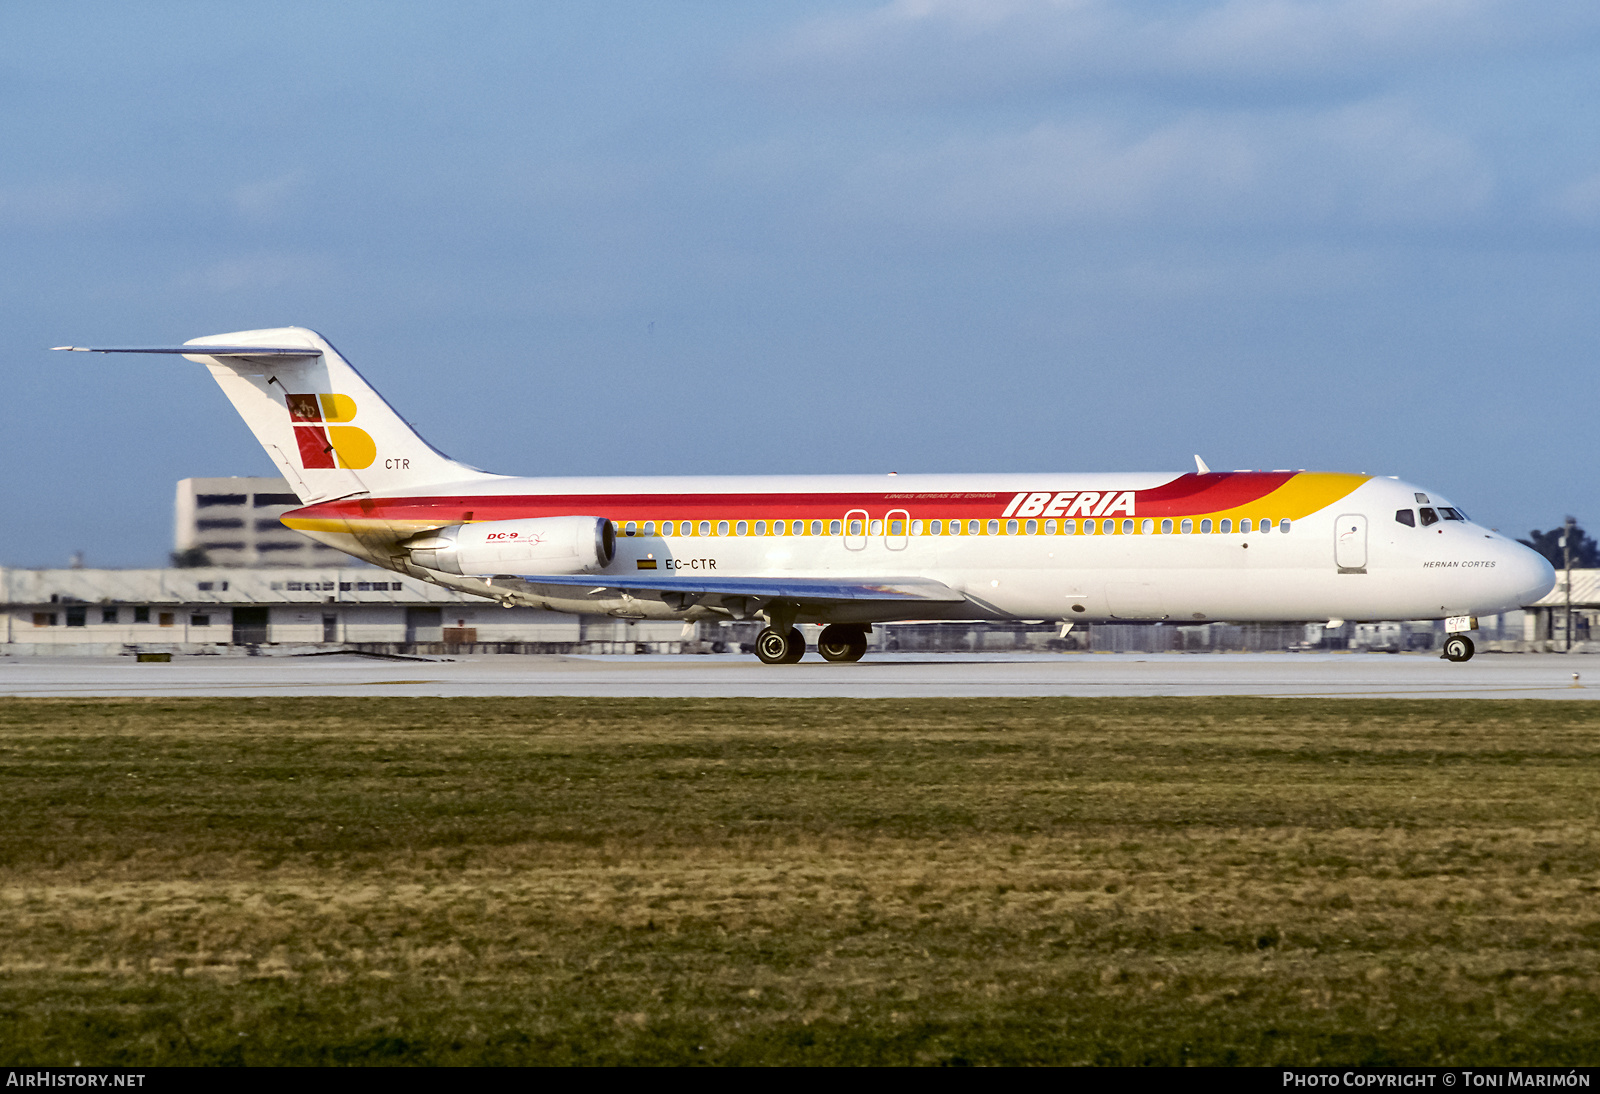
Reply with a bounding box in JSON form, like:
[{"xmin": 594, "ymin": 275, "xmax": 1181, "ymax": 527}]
[
  {"xmin": 198, "ymin": 582, "xmax": 214, "ymax": 591},
  {"xmin": 134, "ymin": 606, "xmax": 149, "ymax": 623},
  {"xmin": 202, "ymin": 541, "xmax": 247, "ymax": 551},
  {"xmin": 254, "ymin": 493, "xmax": 300, "ymax": 507},
  {"xmin": 197, "ymin": 518, "xmax": 243, "ymax": 530},
  {"xmin": 102, "ymin": 608, "xmax": 118, "ymax": 624},
  {"xmin": 191, "ymin": 615, "xmax": 210, "ymax": 627},
  {"xmin": 197, "ymin": 494, "xmax": 247, "ymax": 507},
  {"xmin": 66, "ymin": 607, "xmax": 86, "ymax": 627},
  {"xmin": 33, "ymin": 613, "xmax": 55, "ymax": 627},
  {"xmin": 159, "ymin": 613, "xmax": 175, "ymax": 627},
  {"xmin": 258, "ymin": 542, "xmax": 303, "ymax": 552}
]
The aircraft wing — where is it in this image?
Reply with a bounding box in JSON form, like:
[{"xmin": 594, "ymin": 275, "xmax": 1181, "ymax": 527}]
[{"xmin": 502, "ymin": 573, "xmax": 967, "ymax": 603}]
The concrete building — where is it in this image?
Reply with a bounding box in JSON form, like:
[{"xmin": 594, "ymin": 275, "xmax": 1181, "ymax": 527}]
[
  {"xmin": 174, "ymin": 477, "xmax": 349, "ymax": 568},
  {"xmin": 0, "ymin": 566, "xmax": 701, "ymax": 656}
]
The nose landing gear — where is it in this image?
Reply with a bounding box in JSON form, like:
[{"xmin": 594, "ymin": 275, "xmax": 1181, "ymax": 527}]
[{"xmin": 1442, "ymin": 634, "xmax": 1475, "ymax": 662}]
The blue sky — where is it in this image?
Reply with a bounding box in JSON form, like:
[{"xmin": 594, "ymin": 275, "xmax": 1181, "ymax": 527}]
[{"xmin": 4, "ymin": 0, "xmax": 1599, "ymax": 566}]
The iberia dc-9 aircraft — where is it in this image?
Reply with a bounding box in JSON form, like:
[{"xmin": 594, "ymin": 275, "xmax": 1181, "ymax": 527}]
[{"xmin": 57, "ymin": 327, "xmax": 1555, "ymax": 664}]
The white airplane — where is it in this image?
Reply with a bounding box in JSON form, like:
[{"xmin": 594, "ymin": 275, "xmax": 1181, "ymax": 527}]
[{"xmin": 57, "ymin": 327, "xmax": 1555, "ymax": 664}]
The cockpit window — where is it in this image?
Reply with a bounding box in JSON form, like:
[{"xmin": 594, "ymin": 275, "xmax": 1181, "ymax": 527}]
[
  {"xmin": 1419, "ymin": 507, "xmax": 1439, "ymax": 527},
  {"xmin": 1439, "ymin": 507, "xmax": 1464, "ymax": 521},
  {"xmin": 1395, "ymin": 509, "xmax": 1416, "ymax": 527}
]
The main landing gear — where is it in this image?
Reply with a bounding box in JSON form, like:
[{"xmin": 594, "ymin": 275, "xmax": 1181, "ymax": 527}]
[
  {"xmin": 753, "ymin": 624, "xmax": 869, "ymax": 664},
  {"xmin": 1442, "ymin": 634, "xmax": 1475, "ymax": 663},
  {"xmin": 816, "ymin": 624, "xmax": 869, "ymax": 663},
  {"xmin": 755, "ymin": 626, "xmax": 806, "ymax": 664}
]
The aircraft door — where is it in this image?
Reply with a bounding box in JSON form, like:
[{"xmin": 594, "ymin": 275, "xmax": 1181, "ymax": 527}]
[
  {"xmin": 885, "ymin": 509, "xmax": 909, "ymax": 550},
  {"xmin": 1335, "ymin": 514, "xmax": 1368, "ymax": 574},
  {"xmin": 844, "ymin": 509, "xmax": 868, "ymax": 551}
]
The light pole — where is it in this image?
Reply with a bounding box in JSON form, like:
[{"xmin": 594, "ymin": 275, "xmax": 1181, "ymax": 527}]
[{"xmin": 1562, "ymin": 516, "xmax": 1575, "ymax": 652}]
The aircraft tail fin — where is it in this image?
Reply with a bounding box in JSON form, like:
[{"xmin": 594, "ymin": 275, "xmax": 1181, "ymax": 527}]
[{"xmin": 58, "ymin": 327, "xmax": 498, "ymax": 503}]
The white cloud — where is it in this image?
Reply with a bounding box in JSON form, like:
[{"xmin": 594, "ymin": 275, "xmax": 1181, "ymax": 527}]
[
  {"xmin": 832, "ymin": 99, "xmax": 1493, "ymax": 229},
  {"xmin": 1546, "ymin": 169, "xmax": 1600, "ymax": 224},
  {"xmin": 759, "ymin": 0, "xmax": 1600, "ymax": 97}
]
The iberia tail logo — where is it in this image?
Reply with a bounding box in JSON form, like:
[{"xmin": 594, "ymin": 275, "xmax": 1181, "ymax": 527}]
[{"xmin": 286, "ymin": 393, "xmax": 375, "ymax": 470}]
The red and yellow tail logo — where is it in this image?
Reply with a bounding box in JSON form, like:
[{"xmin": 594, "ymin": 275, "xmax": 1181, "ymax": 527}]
[{"xmin": 286, "ymin": 393, "xmax": 375, "ymax": 470}]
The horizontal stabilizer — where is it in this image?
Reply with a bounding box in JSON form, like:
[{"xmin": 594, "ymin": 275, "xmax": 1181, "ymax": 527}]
[
  {"xmin": 52, "ymin": 346, "xmax": 320, "ymax": 357},
  {"xmin": 507, "ymin": 573, "xmax": 967, "ymax": 603}
]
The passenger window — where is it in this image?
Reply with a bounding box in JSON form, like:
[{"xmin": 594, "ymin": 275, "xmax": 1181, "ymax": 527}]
[
  {"xmin": 1419, "ymin": 507, "xmax": 1439, "ymax": 527},
  {"xmin": 849, "ymin": 519, "xmax": 862, "ymax": 536},
  {"xmin": 1065, "ymin": 520, "xmax": 1076, "ymax": 535},
  {"xmin": 662, "ymin": 521, "xmax": 675, "ymax": 536},
  {"xmin": 644, "ymin": 521, "xmax": 656, "ymax": 536},
  {"xmin": 1007, "ymin": 519, "xmax": 1019, "ymax": 535},
  {"xmin": 715, "ymin": 521, "xmax": 727, "ymax": 536},
  {"xmin": 1120, "ymin": 519, "xmax": 1133, "ymax": 534},
  {"xmin": 889, "ymin": 519, "xmax": 903, "ymax": 536},
  {"xmin": 984, "ymin": 520, "xmax": 996, "ymax": 535},
  {"xmin": 969, "ymin": 520, "xmax": 980, "ymax": 535},
  {"xmin": 1141, "ymin": 519, "xmax": 1154, "ymax": 534},
  {"xmin": 1200, "ymin": 519, "xmax": 1212, "ymax": 533},
  {"xmin": 773, "ymin": 521, "xmax": 785, "ymax": 536},
  {"xmin": 698, "ymin": 521, "xmax": 711, "ymax": 536},
  {"xmin": 930, "ymin": 520, "xmax": 942, "ymax": 535},
  {"xmin": 829, "ymin": 520, "xmax": 841, "ymax": 535},
  {"xmin": 1278, "ymin": 519, "xmax": 1290, "ymax": 533},
  {"xmin": 870, "ymin": 519, "xmax": 883, "ymax": 535},
  {"xmin": 910, "ymin": 520, "xmax": 921, "ymax": 535},
  {"xmin": 736, "ymin": 520, "xmax": 748, "ymax": 536},
  {"xmin": 1440, "ymin": 508, "xmax": 1464, "ymax": 521},
  {"xmin": 1026, "ymin": 519, "xmax": 1038, "ymax": 535},
  {"xmin": 755, "ymin": 521, "xmax": 766, "ymax": 536},
  {"xmin": 624, "ymin": 521, "xmax": 637, "ymax": 537},
  {"xmin": 1161, "ymin": 519, "xmax": 1173, "ymax": 534},
  {"xmin": 1081, "ymin": 519, "xmax": 1093, "ymax": 536},
  {"xmin": 949, "ymin": 521, "xmax": 961, "ymax": 536},
  {"xmin": 1241, "ymin": 519, "xmax": 1252, "ymax": 533},
  {"xmin": 1260, "ymin": 519, "xmax": 1271, "ymax": 534},
  {"xmin": 1220, "ymin": 519, "xmax": 1232, "ymax": 533},
  {"xmin": 1180, "ymin": 518, "xmax": 1193, "ymax": 533}
]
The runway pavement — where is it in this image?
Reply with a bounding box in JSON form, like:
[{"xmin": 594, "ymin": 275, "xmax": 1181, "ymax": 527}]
[{"xmin": 2, "ymin": 650, "xmax": 1597, "ymax": 699}]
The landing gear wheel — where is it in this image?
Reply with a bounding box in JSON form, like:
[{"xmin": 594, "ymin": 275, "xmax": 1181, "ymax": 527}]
[
  {"xmin": 756, "ymin": 627, "xmax": 806, "ymax": 664},
  {"xmin": 817, "ymin": 624, "xmax": 869, "ymax": 663},
  {"xmin": 1443, "ymin": 634, "xmax": 1475, "ymax": 663}
]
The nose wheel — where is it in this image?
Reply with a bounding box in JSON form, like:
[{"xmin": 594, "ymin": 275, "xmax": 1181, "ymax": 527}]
[
  {"xmin": 755, "ymin": 626, "xmax": 806, "ymax": 664},
  {"xmin": 1442, "ymin": 634, "xmax": 1475, "ymax": 662}
]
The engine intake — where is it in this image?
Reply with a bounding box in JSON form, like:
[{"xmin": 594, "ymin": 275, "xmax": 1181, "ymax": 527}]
[{"xmin": 406, "ymin": 516, "xmax": 616, "ymax": 576}]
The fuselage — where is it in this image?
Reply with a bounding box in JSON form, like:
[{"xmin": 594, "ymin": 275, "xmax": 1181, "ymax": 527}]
[{"xmin": 282, "ymin": 469, "xmax": 1556, "ymax": 626}]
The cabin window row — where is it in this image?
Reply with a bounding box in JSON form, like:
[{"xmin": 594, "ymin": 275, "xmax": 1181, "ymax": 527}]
[{"xmin": 616, "ymin": 517, "xmax": 1292, "ymax": 537}]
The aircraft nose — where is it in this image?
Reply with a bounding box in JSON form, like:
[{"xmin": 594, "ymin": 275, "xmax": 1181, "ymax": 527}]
[{"xmin": 1496, "ymin": 539, "xmax": 1556, "ymax": 610}]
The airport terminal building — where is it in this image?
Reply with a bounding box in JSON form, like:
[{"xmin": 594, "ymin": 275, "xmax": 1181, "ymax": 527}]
[{"xmin": 0, "ymin": 566, "xmax": 700, "ymax": 656}]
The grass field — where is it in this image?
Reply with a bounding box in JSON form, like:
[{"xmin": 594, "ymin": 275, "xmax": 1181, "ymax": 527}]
[{"xmin": 1, "ymin": 696, "xmax": 1597, "ymax": 1066}]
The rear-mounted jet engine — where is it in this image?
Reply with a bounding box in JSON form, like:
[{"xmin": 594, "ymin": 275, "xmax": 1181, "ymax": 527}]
[{"xmin": 405, "ymin": 516, "xmax": 615, "ymax": 576}]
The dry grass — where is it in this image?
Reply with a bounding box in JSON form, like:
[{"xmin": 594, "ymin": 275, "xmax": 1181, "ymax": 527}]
[{"xmin": 0, "ymin": 697, "xmax": 1597, "ymax": 1065}]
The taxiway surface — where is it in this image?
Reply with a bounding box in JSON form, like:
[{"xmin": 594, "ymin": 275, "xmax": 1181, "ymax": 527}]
[{"xmin": 2, "ymin": 651, "xmax": 1596, "ymax": 699}]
